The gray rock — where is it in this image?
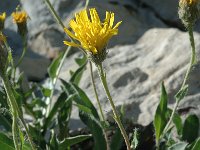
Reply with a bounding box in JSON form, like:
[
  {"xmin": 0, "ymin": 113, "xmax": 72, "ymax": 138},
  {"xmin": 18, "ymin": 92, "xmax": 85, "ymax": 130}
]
[
  {"xmin": 29, "ymin": 25, "xmax": 65, "ymax": 58},
  {"xmin": 16, "ymin": 51, "xmax": 50, "ymax": 81},
  {"xmin": 0, "ymin": 0, "xmax": 19, "ymax": 15},
  {"xmin": 141, "ymin": 0, "xmax": 178, "ymax": 22}
]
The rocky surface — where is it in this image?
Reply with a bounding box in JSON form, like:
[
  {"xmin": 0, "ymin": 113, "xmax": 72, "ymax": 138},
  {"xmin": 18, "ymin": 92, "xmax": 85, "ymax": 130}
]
[{"xmin": 1, "ymin": 0, "xmax": 200, "ymax": 129}]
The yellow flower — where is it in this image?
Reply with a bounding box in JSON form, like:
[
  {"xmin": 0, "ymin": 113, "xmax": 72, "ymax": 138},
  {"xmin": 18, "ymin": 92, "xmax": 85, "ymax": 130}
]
[
  {"xmin": 0, "ymin": 12, "xmax": 6, "ymax": 22},
  {"xmin": 180, "ymin": 0, "xmax": 197, "ymax": 5},
  {"xmin": 12, "ymin": 11, "xmax": 28, "ymax": 24},
  {"xmin": 0, "ymin": 12, "xmax": 6, "ymax": 31},
  {"xmin": 64, "ymin": 8, "xmax": 122, "ymax": 55},
  {"xmin": 12, "ymin": 11, "xmax": 28, "ymax": 36}
]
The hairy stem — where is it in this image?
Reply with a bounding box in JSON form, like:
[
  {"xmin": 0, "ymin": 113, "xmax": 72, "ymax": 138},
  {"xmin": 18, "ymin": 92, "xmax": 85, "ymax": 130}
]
[
  {"xmin": 89, "ymin": 62, "xmax": 106, "ymax": 121},
  {"xmin": 12, "ymin": 115, "xmax": 20, "ymax": 150},
  {"xmin": 43, "ymin": 0, "xmax": 65, "ymax": 29},
  {"xmin": 2, "ymin": 74, "xmax": 36, "ymax": 150},
  {"xmin": 97, "ymin": 63, "xmax": 132, "ymax": 150},
  {"xmin": 162, "ymin": 24, "xmax": 196, "ymax": 140},
  {"xmin": 15, "ymin": 35, "xmax": 27, "ymax": 68},
  {"xmin": 2, "ymin": 74, "xmax": 20, "ymax": 150},
  {"xmin": 89, "ymin": 61, "xmax": 110, "ymax": 150}
]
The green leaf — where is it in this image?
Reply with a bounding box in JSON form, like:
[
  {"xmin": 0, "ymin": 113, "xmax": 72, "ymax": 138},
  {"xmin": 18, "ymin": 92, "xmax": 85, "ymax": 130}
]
[
  {"xmin": 75, "ymin": 55, "xmax": 87, "ymax": 66},
  {"xmin": 191, "ymin": 138, "xmax": 200, "ymax": 150},
  {"xmin": 48, "ymin": 51, "xmax": 65, "ymax": 79},
  {"xmin": 182, "ymin": 114, "xmax": 199, "ymax": 143},
  {"xmin": 58, "ymin": 134, "xmax": 92, "ymax": 150},
  {"xmin": 69, "ymin": 60, "xmax": 87, "ymax": 85},
  {"xmin": 72, "ymin": 84, "xmax": 99, "ymax": 119},
  {"xmin": 74, "ymin": 104, "xmax": 92, "ymax": 114},
  {"xmin": 60, "ymin": 79, "xmax": 76, "ymax": 95},
  {"xmin": 22, "ymin": 143, "xmax": 32, "ymax": 150},
  {"xmin": 0, "ymin": 110, "xmax": 12, "ymax": 131},
  {"xmin": 154, "ymin": 82, "xmax": 168, "ymax": 142},
  {"xmin": 19, "ymin": 127, "xmax": 24, "ymax": 149},
  {"xmin": 175, "ymin": 85, "xmax": 188, "ymax": 102},
  {"xmin": 110, "ymin": 127, "xmax": 124, "ymax": 150},
  {"xmin": 41, "ymin": 87, "xmax": 52, "ymax": 97},
  {"xmin": 16, "ymin": 72, "xmax": 24, "ymax": 86},
  {"xmin": 61, "ymin": 80, "xmax": 99, "ymax": 119},
  {"xmin": 50, "ymin": 130, "xmax": 58, "ymax": 150},
  {"xmin": 24, "ymin": 84, "xmax": 37, "ymax": 99},
  {"xmin": 168, "ymin": 142, "xmax": 188, "ymax": 150},
  {"xmin": 79, "ymin": 111, "xmax": 106, "ymax": 150},
  {"xmin": 173, "ymin": 113, "xmax": 183, "ymax": 136},
  {"xmin": 57, "ymin": 95, "xmax": 73, "ymax": 140},
  {"xmin": 0, "ymin": 90, "xmax": 7, "ymax": 107},
  {"xmin": 0, "ymin": 132, "xmax": 15, "ymax": 150},
  {"xmin": 43, "ymin": 92, "xmax": 70, "ymax": 130}
]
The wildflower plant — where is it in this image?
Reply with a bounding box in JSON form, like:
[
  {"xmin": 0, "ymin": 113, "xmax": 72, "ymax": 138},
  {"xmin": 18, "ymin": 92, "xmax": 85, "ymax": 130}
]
[
  {"xmin": 1, "ymin": 0, "xmax": 200, "ymax": 150},
  {"xmin": 153, "ymin": 0, "xmax": 200, "ymax": 150},
  {"xmin": 63, "ymin": 8, "xmax": 132, "ymax": 150}
]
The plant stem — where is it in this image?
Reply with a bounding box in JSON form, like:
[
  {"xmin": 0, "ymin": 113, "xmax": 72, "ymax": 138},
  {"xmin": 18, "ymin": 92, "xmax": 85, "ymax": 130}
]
[
  {"xmin": 12, "ymin": 115, "xmax": 20, "ymax": 150},
  {"xmin": 85, "ymin": 0, "xmax": 90, "ymax": 9},
  {"xmin": 43, "ymin": 0, "xmax": 78, "ymax": 45},
  {"xmin": 181, "ymin": 25, "xmax": 196, "ymax": 88},
  {"xmin": 43, "ymin": 0, "xmax": 65, "ymax": 29},
  {"xmin": 20, "ymin": 118, "xmax": 36, "ymax": 150},
  {"xmin": 2, "ymin": 74, "xmax": 36, "ymax": 150},
  {"xmin": 97, "ymin": 63, "xmax": 132, "ymax": 150},
  {"xmin": 89, "ymin": 62, "xmax": 106, "ymax": 121},
  {"xmin": 2, "ymin": 74, "xmax": 20, "ymax": 150},
  {"xmin": 13, "ymin": 35, "xmax": 27, "ymax": 82},
  {"xmin": 46, "ymin": 46, "xmax": 71, "ymax": 116},
  {"xmin": 162, "ymin": 24, "xmax": 196, "ymax": 138},
  {"xmin": 15, "ymin": 35, "xmax": 27, "ymax": 68},
  {"xmin": 89, "ymin": 61, "xmax": 110, "ymax": 150}
]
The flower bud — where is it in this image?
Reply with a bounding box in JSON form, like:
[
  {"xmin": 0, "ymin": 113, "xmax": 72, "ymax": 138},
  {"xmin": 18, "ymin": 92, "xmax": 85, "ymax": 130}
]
[
  {"xmin": 178, "ymin": 0, "xmax": 200, "ymax": 27},
  {"xmin": 0, "ymin": 12, "xmax": 6, "ymax": 31}
]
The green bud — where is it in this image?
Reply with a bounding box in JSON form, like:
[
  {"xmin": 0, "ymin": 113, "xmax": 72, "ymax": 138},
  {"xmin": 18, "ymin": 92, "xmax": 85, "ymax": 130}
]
[{"xmin": 178, "ymin": 0, "xmax": 200, "ymax": 28}]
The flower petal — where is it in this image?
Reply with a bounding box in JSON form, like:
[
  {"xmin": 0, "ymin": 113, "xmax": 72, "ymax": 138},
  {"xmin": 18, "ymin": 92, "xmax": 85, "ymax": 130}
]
[
  {"xmin": 109, "ymin": 13, "xmax": 114, "ymax": 28},
  {"xmin": 63, "ymin": 41, "xmax": 81, "ymax": 47},
  {"xmin": 113, "ymin": 21, "xmax": 122, "ymax": 29},
  {"xmin": 64, "ymin": 28, "xmax": 78, "ymax": 40}
]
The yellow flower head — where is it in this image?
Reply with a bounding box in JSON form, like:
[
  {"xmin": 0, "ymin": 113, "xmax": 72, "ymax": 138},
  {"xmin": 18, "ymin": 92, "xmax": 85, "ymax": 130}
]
[
  {"xmin": 64, "ymin": 8, "xmax": 122, "ymax": 57},
  {"xmin": 12, "ymin": 10, "xmax": 28, "ymax": 36},
  {"xmin": 0, "ymin": 12, "xmax": 6, "ymax": 22},
  {"xmin": 180, "ymin": 0, "xmax": 197, "ymax": 5},
  {"xmin": 0, "ymin": 12, "xmax": 6, "ymax": 31},
  {"xmin": 12, "ymin": 11, "xmax": 28, "ymax": 24}
]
